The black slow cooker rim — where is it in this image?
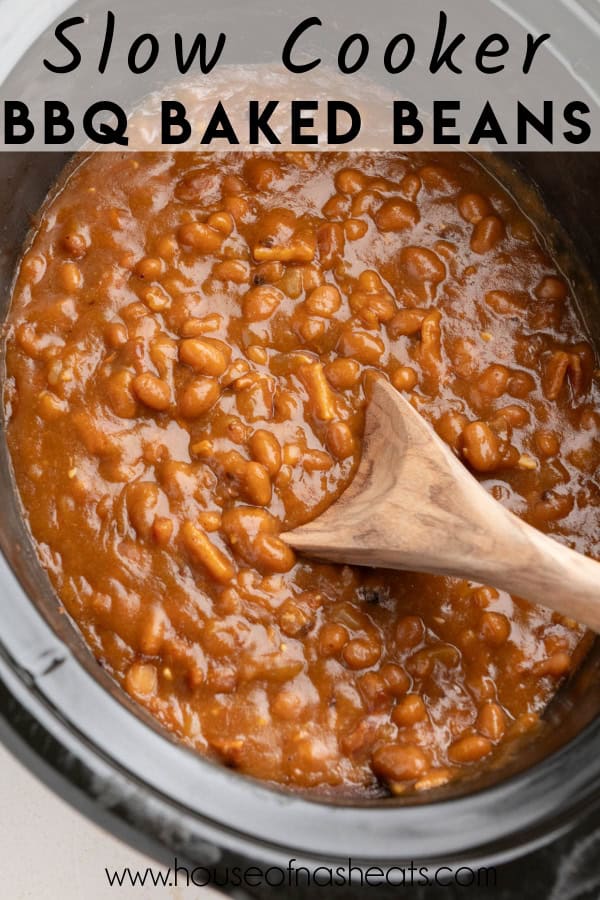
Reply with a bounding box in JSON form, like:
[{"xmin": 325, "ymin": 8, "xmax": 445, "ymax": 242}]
[{"xmin": 1, "ymin": 549, "xmax": 600, "ymax": 871}]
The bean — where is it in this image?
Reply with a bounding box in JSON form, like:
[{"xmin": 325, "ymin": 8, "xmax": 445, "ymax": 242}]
[
  {"xmin": 59, "ymin": 262, "xmax": 82, "ymax": 292},
  {"xmin": 472, "ymin": 586, "xmax": 499, "ymax": 608},
  {"xmin": 150, "ymin": 336, "xmax": 177, "ymax": 380},
  {"xmin": 303, "ymin": 449, "xmax": 333, "ymax": 472},
  {"xmin": 61, "ymin": 231, "xmax": 87, "ymax": 258},
  {"xmin": 477, "ymin": 364, "xmax": 511, "ymax": 399},
  {"xmin": 326, "ymin": 421, "xmax": 356, "ymax": 460},
  {"xmin": 319, "ymin": 622, "xmax": 349, "ymax": 656},
  {"xmin": 360, "ymin": 672, "xmax": 390, "ymax": 708},
  {"xmin": 392, "ymin": 694, "xmax": 428, "ymax": 727},
  {"xmin": 477, "ymin": 702, "xmax": 507, "ymax": 742},
  {"xmin": 178, "ymin": 221, "xmax": 223, "ymax": 253},
  {"xmin": 436, "ymin": 410, "xmax": 468, "ymax": 451},
  {"xmin": 278, "ymin": 600, "xmax": 314, "ymax": 637},
  {"xmin": 155, "ymin": 234, "xmax": 178, "ymax": 260},
  {"xmin": 141, "ymin": 286, "xmax": 169, "ymax": 312},
  {"xmin": 375, "ymin": 198, "xmax": 420, "ymax": 232},
  {"xmin": 181, "ymin": 314, "xmax": 223, "ymax": 337},
  {"xmin": 244, "ymin": 347, "xmax": 266, "ymax": 367},
  {"xmin": 198, "ymin": 511, "xmax": 222, "ymax": 532},
  {"xmin": 324, "ymin": 358, "xmax": 361, "ymax": 390},
  {"xmin": 213, "ymin": 259, "xmax": 250, "ymax": 283},
  {"xmin": 38, "ymin": 391, "xmax": 66, "ymax": 421},
  {"xmin": 305, "ymin": 284, "xmax": 342, "ymax": 317},
  {"xmin": 253, "ymin": 533, "xmax": 295, "ymax": 573},
  {"xmin": 380, "ymin": 663, "xmax": 410, "ymax": 697},
  {"xmin": 508, "ymin": 370, "xmax": 536, "ymax": 399},
  {"xmin": 391, "ymin": 366, "xmax": 418, "ymax": 392},
  {"xmin": 419, "ymin": 311, "xmax": 442, "ymax": 368},
  {"xmin": 223, "ymin": 195, "xmax": 249, "ymax": 223},
  {"xmin": 104, "ymin": 322, "xmax": 127, "ymax": 349},
  {"xmin": 322, "ymin": 193, "xmax": 349, "ymax": 219},
  {"xmin": 333, "ymin": 602, "xmax": 372, "ymax": 631},
  {"xmin": 276, "ymin": 267, "xmax": 300, "ymax": 300},
  {"xmin": 242, "ymin": 461, "xmax": 272, "ymax": 506},
  {"xmin": 535, "ymin": 651, "xmax": 571, "ymax": 677},
  {"xmin": 351, "ymin": 290, "xmax": 396, "ymax": 325},
  {"xmin": 301, "ymin": 265, "xmax": 324, "ymax": 292},
  {"xmin": 471, "ymin": 215, "xmax": 505, "ymax": 254},
  {"xmin": 419, "ymin": 164, "xmax": 459, "ymax": 193},
  {"xmin": 448, "ymin": 734, "xmax": 493, "ymax": 764},
  {"xmin": 400, "ymin": 173, "xmax": 422, "ymax": 200},
  {"xmin": 207, "ymin": 211, "xmax": 234, "ymax": 236},
  {"xmin": 457, "ymin": 192, "xmax": 492, "ymax": 224},
  {"xmin": 242, "ymin": 285, "xmax": 284, "ymax": 321},
  {"xmin": 222, "ymin": 173, "xmax": 245, "ymax": 194},
  {"xmin": 21, "ymin": 252, "xmax": 46, "ymax": 284},
  {"xmin": 344, "ymin": 218, "xmax": 368, "ymax": 240},
  {"xmin": 126, "ymin": 482, "xmax": 160, "ymax": 539},
  {"xmin": 372, "ymin": 743, "xmax": 429, "ymax": 782},
  {"xmin": 461, "ymin": 421, "xmax": 501, "ymax": 472},
  {"xmin": 408, "ymin": 644, "xmax": 460, "ymax": 678},
  {"xmin": 221, "ymin": 507, "xmax": 278, "ymax": 562},
  {"xmin": 178, "ymin": 377, "xmax": 220, "ymax": 418},
  {"xmin": 338, "ymin": 330, "xmax": 385, "ymax": 366},
  {"xmin": 272, "ymin": 690, "xmax": 306, "ymax": 721},
  {"xmin": 175, "ymin": 169, "xmax": 221, "ymax": 203},
  {"xmin": 249, "ymin": 430, "xmax": 282, "ymax": 476},
  {"xmin": 533, "ymin": 491, "xmax": 574, "ymax": 523},
  {"xmin": 358, "ymin": 270, "xmax": 385, "ymax": 293},
  {"xmin": 317, "ymin": 222, "xmax": 345, "ymax": 268},
  {"xmin": 297, "ymin": 317, "xmax": 324, "ymax": 344},
  {"xmin": 342, "ymin": 637, "xmax": 381, "ymax": 670},
  {"xmin": 351, "ymin": 190, "xmax": 382, "ymax": 217},
  {"xmin": 435, "ymin": 239, "xmax": 457, "ymax": 260},
  {"xmin": 542, "ymin": 351, "xmax": 569, "ymax": 401},
  {"xmin": 221, "ymin": 359, "xmax": 251, "ymax": 386},
  {"xmin": 244, "ymin": 157, "xmax": 282, "ymax": 191},
  {"xmin": 179, "ymin": 338, "xmax": 229, "ymax": 376},
  {"xmin": 388, "ymin": 308, "xmax": 428, "ymax": 337},
  {"xmin": 535, "ymin": 429, "xmax": 560, "ymax": 457},
  {"xmin": 282, "ymin": 443, "xmax": 301, "ymax": 467},
  {"xmin": 335, "ymin": 168, "xmax": 366, "ymax": 194},
  {"xmin": 134, "ymin": 257, "xmax": 163, "ymax": 280},
  {"xmin": 485, "ymin": 290, "xmax": 527, "ymax": 316},
  {"xmin": 130, "ymin": 371, "xmax": 170, "ymax": 411},
  {"xmin": 254, "ymin": 211, "xmax": 316, "ymax": 263},
  {"xmin": 401, "ymin": 247, "xmax": 446, "ymax": 283},
  {"xmin": 396, "ymin": 615, "xmax": 425, "ymax": 649},
  {"xmin": 106, "ymin": 370, "xmax": 137, "ymax": 418},
  {"xmin": 536, "ymin": 276, "xmax": 568, "ymax": 301},
  {"xmin": 490, "ymin": 404, "xmax": 530, "ymax": 429},
  {"xmin": 480, "ymin": 611, "xmax": 511, "ymax": 646}
]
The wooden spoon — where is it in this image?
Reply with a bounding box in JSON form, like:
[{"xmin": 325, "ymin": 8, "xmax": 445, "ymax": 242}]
[{"xmin": 282, "ymin": 379, "xmax": 600, "ymax": 631}]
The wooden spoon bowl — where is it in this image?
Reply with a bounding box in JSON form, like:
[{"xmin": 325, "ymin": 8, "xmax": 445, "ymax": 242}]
[{"xmin": 282, "ymin": 380, "xmax": 600, "ymax": 631}]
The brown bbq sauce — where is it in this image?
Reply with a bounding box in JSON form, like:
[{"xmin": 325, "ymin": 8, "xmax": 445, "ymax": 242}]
[{"xmin": 4, "ymin": 151, "xmax": 599, "ymax": 795}]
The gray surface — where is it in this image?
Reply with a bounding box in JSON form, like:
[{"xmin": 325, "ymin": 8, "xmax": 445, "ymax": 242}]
[{"xmin": 0, "ymin": 741, "xmax": 222, "ymax": 899}]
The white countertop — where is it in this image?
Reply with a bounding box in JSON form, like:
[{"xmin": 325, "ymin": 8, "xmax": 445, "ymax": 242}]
[{"xmin": 0, "ymin": 741, "xmax": 222, "ymax": 899}]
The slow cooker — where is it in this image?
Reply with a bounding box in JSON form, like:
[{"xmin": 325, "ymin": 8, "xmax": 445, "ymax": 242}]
[{"xmin": 0, "ymin": 0, "xmax": 599, "ymax": 884}]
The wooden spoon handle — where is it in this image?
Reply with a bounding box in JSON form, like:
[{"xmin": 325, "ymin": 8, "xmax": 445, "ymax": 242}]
[{"xmin": 466, "ymin": 508, "xmax": 600, "ymax": 632}]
